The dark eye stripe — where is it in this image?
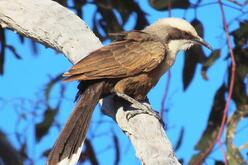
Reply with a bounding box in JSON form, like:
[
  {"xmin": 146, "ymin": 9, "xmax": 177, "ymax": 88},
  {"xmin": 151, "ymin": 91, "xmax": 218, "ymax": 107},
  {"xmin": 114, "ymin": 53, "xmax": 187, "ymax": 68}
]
[{"xmin": 166, "ymin": 28, "xmax": 195, "ymax": 42}]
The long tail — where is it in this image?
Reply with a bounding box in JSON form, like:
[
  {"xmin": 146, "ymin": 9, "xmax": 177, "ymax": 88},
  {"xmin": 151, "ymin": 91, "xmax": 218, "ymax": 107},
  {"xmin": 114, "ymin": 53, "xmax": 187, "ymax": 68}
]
[{"xmin": 47, "ymin": 81, "xmax": 106, "ymax": 165}]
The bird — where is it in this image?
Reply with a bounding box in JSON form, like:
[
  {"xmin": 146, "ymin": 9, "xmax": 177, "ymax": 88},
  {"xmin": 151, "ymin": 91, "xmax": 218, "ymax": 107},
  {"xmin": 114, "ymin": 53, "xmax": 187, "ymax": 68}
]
[{"xmin": 47, "ymin": 17, "xmax": 212, "ymax": 165}]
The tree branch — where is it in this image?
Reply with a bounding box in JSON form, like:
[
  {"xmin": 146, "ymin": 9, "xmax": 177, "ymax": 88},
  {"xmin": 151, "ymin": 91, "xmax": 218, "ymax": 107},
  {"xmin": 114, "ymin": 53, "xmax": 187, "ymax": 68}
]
[
  {"xmin": 0, "ymin": 0, "xmax": 102, "ymax": 64},
  {"xmin": 226, "ymin": 105, "xmax": 248, "ymax": 164},
  {"xmin": 0, "ymin": 130, "xmax": 23, "ymax": 165},
  {"xmin": 0, "ymin": 0, "xmax": 180, "ymax": 164}
]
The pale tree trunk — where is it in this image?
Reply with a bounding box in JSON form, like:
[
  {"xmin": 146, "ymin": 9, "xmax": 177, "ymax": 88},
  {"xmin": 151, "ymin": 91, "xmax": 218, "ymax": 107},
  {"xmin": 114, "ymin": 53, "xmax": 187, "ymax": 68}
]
[{"xmin": 0, "ymin": 0, "xmax": 180, "ymax": 164}]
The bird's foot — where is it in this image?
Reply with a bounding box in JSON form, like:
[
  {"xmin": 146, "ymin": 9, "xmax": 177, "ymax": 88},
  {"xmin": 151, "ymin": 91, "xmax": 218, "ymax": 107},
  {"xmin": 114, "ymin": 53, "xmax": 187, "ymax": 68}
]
[
  {"xmin": 116, "ymin": 92, "xmax": 161, "ymax": 121},
  {"xmin": 126, "ymin": 108, "xmax": 162, "ymax": 121}
]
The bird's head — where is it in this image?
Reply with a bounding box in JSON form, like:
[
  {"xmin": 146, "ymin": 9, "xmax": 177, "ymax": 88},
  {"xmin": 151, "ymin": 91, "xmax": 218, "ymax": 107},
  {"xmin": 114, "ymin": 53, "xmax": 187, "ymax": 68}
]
[{"xmin": 144, "ymin": 18, "xmax": 213, "ymax": 54}]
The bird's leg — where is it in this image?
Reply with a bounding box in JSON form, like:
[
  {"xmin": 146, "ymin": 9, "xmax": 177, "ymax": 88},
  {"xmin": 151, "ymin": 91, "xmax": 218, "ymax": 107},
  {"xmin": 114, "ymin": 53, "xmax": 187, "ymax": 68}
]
[
  {"xmin": 115, "ymin": 92, "xmax": 161, "ymax": 120},
  {"xmin": 116, "ymin": 92, "xmax": 148, "ymax": 110}
]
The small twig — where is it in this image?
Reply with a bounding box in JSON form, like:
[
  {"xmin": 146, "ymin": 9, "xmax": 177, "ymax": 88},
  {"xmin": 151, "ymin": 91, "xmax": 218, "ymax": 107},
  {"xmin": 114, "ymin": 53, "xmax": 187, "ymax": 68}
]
[
  {"xmin": 217, "ymin": 141, "xmax": 228, "ymax": 165},
  {"xmin": 227, "ymin": 0, "xmax": 243, "ymax": 6},
  {"xmin": 216, "ymin": 0, "xmax": 236, "ymax": 162},
  {"xmin": 194, "ymin": 0, "xmax": 236, "ymax": 164},
  {"xmin": 168, "ymin": 0, "xmax": 172, "ymax": 17},
  {"xmin": 190, "ymin": 2, "xmax": 217, "ymax": 9},
  {"xmin": 239, "ymin": 142, "xmax": 248, "ymax": 151},
  {"xmin": 160, "ymin": 0, "xmax": 172, "ymax": 118},
  {"xmin": 222, "ymin": 2, "xmax": 243, "ymax": 12},
  {"xmin": 160, "ymin": 71, "xmax": 171, "ymax": 118},
  {"xmin": 226, "ymin": 105, "xmax": 248, "ymax": 164},
  {"xmin": 227, "ymin": 10, "xmax": 248, "ymax": 26}
]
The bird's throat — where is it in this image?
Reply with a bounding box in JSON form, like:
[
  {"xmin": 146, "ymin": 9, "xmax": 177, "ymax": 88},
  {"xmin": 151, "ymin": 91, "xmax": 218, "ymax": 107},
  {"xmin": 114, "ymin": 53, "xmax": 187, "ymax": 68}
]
[
  {"xmin": 168, "ymin": 39, "xmax": 191, "ymax": 54},
  {"xmin": 163, "ymin": 50, "xmax": 177, "ymax": 72}
]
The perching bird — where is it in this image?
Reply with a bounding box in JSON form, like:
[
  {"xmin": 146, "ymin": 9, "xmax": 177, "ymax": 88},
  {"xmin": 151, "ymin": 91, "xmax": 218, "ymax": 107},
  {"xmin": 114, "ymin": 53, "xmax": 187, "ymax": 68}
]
[{"xmin": 47, "ymin": 18, "xmax": 212, "ymax": 165}]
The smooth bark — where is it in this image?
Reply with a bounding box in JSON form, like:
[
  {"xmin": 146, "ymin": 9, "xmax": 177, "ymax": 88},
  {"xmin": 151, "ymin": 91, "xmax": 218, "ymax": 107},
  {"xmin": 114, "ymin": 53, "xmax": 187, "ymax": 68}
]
[{"xmin": 0, "ymin": 0, "xmax": 180, "ymax": 164}]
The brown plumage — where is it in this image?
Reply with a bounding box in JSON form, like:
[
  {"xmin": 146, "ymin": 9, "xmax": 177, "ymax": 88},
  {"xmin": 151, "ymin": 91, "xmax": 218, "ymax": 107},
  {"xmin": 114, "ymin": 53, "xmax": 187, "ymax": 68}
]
[
  {"xmin": 64, "ymin": 31, "xmax": 166, "ymax": 83},
  {"xmin": 47, "ymin": 18, "xmax": 212, "ymax": 165},
  {"xmin": 47, "ymin": 81, "xmax": 112, "ymax": 164},
  {"xmin": 48, "ymin": 30, "xmax": 168, "ymax": 165}
]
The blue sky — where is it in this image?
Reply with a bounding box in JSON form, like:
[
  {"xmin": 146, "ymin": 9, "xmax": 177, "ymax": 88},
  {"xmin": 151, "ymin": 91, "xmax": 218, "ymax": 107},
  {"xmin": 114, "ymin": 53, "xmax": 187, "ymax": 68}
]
[{"xmin": 0, "ymin": 0, "xmax": 247, "ymax": 164}]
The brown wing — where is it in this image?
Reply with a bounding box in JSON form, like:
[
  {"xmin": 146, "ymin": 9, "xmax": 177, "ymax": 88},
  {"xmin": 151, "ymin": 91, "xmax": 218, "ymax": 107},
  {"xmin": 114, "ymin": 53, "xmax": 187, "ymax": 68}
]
[{"xmin": 63, "ymin": 31, "xmax": 166, "ymax": 82}]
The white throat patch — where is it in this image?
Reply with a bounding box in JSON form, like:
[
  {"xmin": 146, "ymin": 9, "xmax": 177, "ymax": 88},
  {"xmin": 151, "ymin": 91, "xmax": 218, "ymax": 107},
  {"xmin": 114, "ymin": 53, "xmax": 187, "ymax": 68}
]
[
  {"xmin": 163, "ymin": 40, "xmax": 193, "ymax": 71},
  {"xmin": 168, "ymin": 40, "xmax": 193, "ymax": 55}
]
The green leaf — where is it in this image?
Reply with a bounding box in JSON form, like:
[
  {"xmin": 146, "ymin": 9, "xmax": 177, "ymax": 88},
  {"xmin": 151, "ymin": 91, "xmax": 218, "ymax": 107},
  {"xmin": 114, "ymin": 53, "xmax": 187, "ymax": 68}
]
[
  {"xmin": 0, "ymin": 130, "xmax": 23, "ymax": 165},
  {"xmin": 113, "ymin": 134, "xmax": 120, "ymax": 165},
  {"xmin": 226, "ymin": 109, "xmax": 248, "ymax": 165},
  {"xmin": 196, "ymin": 85, "xmax": 226, "ymax": 150},
  {"xmin": 82, "ymin": 139, "xmax": 99, "ymax": 165},
  {"xmin": 230, "ymin": 20, "xmax": 248, "ymax": 107},
  {"xmin": 174, "ymin": 127, "xmax": 184, "ymax": 151},
  {"xmin": 42, "ymin": 148, "xmax": 51, "ymax": 157},
  {"xmin": 44, "ymin": 74, "xmax": 63, "ymax": 103},
  {"xmin": 230, "ymin": 65, "xmax": 248, "ymax": 107},
  {"xmin": 18, "ymin": 34, "xmax": 25, "ymax": 44},
  {"xmin": 191, "ymin": 19, "xmax": 204, "ymax": 38},
  {"xmin": 201, "ymin": 49, "xmax": 220, "ymax": 80},
  {"xmin": 6, "ymin": 45, "xmax": 22, "ymax": 60},
  {"xmin": 35, "ymin": 106, "xmax": 58, "ymax": 142},
  {"xmin": 183, "ymin": 45, "xmax": 201, "ymax": 90},
  {"xmin": 231, "ymin": 21, "xmax": 248, "ymax": 48},
  {"xmin": 182, "ymin": 19, "xmax": 207, "ymax": 90},
  {"xmin": 73, "ymin": 0, "xmax": 86, "ymax": 18},
  {"xmin": 53, "ymin": 0, "xmax": 67, "ymax": 7},
  {"xmin": 215, "ymin": 160, "xmax": 225, "ymax": 165},
  {"xmin": 0, "ymin": 27, "xmax": 6, "ymax": 75},
  {"xmin": 31, "ymin": 40, "xmax": 38, "ymax": 55},
  {"xmin": 149, "ymin": 0, "xmax": 190, "ymax": 11},
  {"xmin": 189, "ymin": 84, "xmax": 226, "ymax": 164}
]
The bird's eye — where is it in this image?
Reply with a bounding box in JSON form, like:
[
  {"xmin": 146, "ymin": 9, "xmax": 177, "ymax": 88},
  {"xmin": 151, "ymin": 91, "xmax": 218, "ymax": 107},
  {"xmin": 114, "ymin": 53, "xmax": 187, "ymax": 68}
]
[
  {"xmin": 183, "ymin": 32, "xmax": 194, "ymax": 40},
  {"xmin": 166, "ymin": 28, "xmax": 195, "ymax": 41}
]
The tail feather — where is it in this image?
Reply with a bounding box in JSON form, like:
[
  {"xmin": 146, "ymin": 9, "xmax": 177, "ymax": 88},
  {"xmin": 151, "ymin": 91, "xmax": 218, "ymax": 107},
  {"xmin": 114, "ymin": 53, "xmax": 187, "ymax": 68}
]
[{"xmin": 47, "ymin": 82, "xmax": 106, "ymax": 165}]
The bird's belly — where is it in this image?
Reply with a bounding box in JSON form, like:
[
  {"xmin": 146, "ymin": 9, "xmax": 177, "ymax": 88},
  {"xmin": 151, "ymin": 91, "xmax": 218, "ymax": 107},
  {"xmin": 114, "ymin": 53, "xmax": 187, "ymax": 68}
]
[
  {"xmin": 114, "ymin": 55, "xmax": 176, "ymax": 101},
  {"xmin": 114, "ymin": 73, "xmax": 155, "ymax": 101},
  {"xmin": 148, "ymin": 56, "xmax": 175, "ymax": 83}
]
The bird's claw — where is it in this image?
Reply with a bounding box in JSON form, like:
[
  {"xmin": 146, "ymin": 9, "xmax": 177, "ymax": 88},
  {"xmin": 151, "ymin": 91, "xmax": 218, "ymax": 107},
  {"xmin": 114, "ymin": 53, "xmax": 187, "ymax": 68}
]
[
  {"xmin": 126, "ymin": 106, "xmax": 161, "ymax": 121},
  {"xmin": 115, "ymin": 92, "xmax": 162, "ymax": 122}
]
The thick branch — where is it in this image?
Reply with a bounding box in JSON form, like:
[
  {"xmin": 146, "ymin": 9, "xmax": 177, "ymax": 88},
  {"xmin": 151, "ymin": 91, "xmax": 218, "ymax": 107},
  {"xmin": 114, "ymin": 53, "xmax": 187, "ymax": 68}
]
[
  {"xmin": 0, "ymin": 0, "xmax": 102, "ymax": 64},
  {"xmin": 226, "ymin": 105, "xmax": 248, "ymax": 164},
  {"xmin": 102, "ymin": 97, "xmax": 179, "ymax": 164},
  {"xmin": 0, "ymin": 0, "xmax": 180, "ymax": 164},
  {"xmin": 0, "ymin": 130, "xmax": 23, "ymax": 165}
]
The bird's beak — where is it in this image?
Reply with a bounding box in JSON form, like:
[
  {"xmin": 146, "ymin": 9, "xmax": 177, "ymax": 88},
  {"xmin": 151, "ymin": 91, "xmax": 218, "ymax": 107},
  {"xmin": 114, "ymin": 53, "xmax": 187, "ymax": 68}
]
[{"xmin": 193, "ymin": 37, "xmax": 213, "ymax": 51}]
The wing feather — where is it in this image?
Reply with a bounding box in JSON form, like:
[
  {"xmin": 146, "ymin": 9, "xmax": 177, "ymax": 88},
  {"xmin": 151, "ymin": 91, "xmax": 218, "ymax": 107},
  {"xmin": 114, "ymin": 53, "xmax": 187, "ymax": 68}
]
[{"xmin": 64, "ymin": 31, "xmax": 166, "ymax": 82}]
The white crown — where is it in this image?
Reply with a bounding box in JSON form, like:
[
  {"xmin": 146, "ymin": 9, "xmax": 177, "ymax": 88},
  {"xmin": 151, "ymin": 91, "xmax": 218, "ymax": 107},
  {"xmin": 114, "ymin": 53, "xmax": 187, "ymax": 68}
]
[{"xmin": 154, "ymin": 18, "xmax": 197, "ymax": 36}]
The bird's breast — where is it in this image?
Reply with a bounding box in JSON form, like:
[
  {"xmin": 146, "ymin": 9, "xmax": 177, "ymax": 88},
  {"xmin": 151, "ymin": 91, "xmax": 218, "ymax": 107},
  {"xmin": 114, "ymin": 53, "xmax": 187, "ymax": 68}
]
[
  {"xmin": 152, "ymin": 51, "xmax": 177, "ymax": 79},
  {"xmin": 113, "ymin": 52, "xmax": 177, "ymax": 101}
]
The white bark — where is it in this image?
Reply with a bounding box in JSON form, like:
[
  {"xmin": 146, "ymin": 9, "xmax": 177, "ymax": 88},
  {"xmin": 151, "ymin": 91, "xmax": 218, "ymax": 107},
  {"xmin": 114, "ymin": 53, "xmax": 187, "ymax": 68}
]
[
  {"xmin": 0, "ymin": 0, "xmax": 101, "ymax": 64},
  {"xmin": 0, "ymin": 0, "xmax": 180, "ymax": 164}
]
